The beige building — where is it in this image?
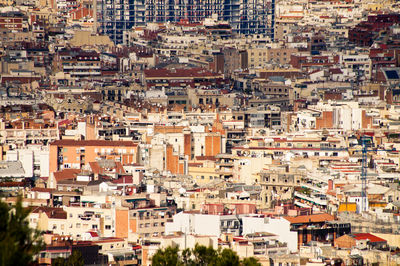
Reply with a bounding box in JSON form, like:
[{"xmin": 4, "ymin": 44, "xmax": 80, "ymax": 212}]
[
  {"xmin": 248, "ymin": 48, "xmax": 269, "ymax": 68},
  {"xmin": 258, "ymin": 165, "xmax": 305, "ymax": 208},
  {"xmin": 69, "ymin": 31, "xmax": 114, "ymax": 47},
  {"xmin": 268, "ymin": 47, "xmax": 298, "ymax": 65},
  {"xmin": 188, "ymin": 160, "xmax": 220, "ymax": 185}
]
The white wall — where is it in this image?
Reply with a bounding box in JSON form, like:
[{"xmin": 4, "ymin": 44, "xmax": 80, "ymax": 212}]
[
  {"xmin": 242, "ymin": 216, "xmax": 298, "ymax": 252},
  {"xmin": 77, "ymin": 122, "xmax": 86, "ymax": 138},
  {"xmin": 39, "ymin": 151, "xmax": 50, "ymax": 177},
  {"xmin": 193, "ymin": 214, "xmax": 220, "ymax": 236},
  {"xmin": 165, "ymin": 212, "xmax": 192, "ymax": 235},
  {"xmin": 166, "ymin": 213, "xmax": 221, "ymax": 237}
]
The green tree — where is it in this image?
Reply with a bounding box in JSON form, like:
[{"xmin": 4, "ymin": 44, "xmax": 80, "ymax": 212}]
[
  {"xmin": 152, "ymin": 246, "xmax": 182, "ymax": 266},
  {"xmin": 216, "ymin": 248, "xmax": 240, "ymax": 266},
  {"xmin": 151, "ymin": 244, "xmax": 261, "ymax": 266},
  {"xmin": 241, "ymin": 257, "xmax": 262, "ymax": 266},
  {"xmin": 0, "ymin": 195, "xmax": 44, "ymax": 266},
  {"xmin": 181, "ymin": 248, "xmax": 192, "ymax": 266},
  {"xmin": 52, "ymin": 250, "xmax": 84, "ymax": 266},
  {"xmin": 192, "ymin": 244, "xmax": 218, "ymax": 265}
]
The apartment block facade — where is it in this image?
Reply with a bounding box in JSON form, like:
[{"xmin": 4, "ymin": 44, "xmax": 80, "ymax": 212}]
[{"xmin": 96, "ymin": 0, "xmax": 275, "ymax": 44}]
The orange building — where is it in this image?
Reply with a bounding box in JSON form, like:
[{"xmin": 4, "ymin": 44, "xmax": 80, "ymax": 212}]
[{"xmin": 49, "ymin": 140, "xmax": 139, "ymax": 174}]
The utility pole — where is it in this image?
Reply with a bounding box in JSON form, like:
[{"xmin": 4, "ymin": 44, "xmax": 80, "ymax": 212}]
[{"xmin": 361, "ymin": 136, "xmax": 368, "ymax": 212}]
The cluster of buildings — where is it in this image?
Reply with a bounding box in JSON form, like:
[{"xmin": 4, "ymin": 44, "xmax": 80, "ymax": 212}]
[{"xmin": 2, "ymin": 0, "xmax": 400, "ymax": 265}]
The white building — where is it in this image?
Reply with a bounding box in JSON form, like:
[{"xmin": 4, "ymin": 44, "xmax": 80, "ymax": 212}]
[
  {"xmin": 242, "ymin": 216, "xmax": 298, "ymax": 252},
  {"xmin": 165, "ymin": 212, "xmax": 296, "ymax": 252}
]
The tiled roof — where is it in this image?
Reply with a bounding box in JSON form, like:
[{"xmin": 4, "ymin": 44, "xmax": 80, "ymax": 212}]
[
  {"xmin": 144, "ymin": 68, "xmax": 219, "ymax": 78},
  {"xmin": 51, "ymin": 140, "xmax": 138, "ymax": 147},
  {"xmin": 31, "ymin": 187, "xmax": 55, "ymax": 193},
  {"xmin": 353, "ymin": 233, "xmax": 387, "ymax": 243},
  {"xmin": 89, "ymin": 162, "xmax": 102, "ymax": 174},
  {"xmin": 53, "ymin": 169, "xmax": 80, "ymax": 182},
  {"xmin": 284, "ymin": 213, "xmax": 335, "ymax": 224},
  {"xmin": 112, "ymin": 176, "xmax": 133, "ymax": 184},
  {"xmin": 31, "ymin": 206, "xmax": 67, "ymax": 219}
]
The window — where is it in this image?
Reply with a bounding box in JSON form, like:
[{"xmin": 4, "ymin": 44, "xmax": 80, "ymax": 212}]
[{"xmin": 105, "ymin": 225, "xmax": 111, "ymax": 230}]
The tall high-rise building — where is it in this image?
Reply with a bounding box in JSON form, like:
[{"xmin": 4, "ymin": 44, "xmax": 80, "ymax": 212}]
[{"xmin": 95, "ymin": 0, "xmax": 275, "ymax": 44}]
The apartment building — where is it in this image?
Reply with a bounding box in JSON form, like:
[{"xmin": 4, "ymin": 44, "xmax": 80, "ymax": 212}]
[
  {"xmin": 53, "ymin": 48, "xmax": 101, "ymax": 79},
  {"xmin": 49, "ymin": 140, "xmax": 139, "ymax": 173},
  {"xmin": 0, "ymin": 118, "xmax": 59, "ymax": 148},
  {"xmin": 96, "ymin": 0, "xmax": 275, "ymax": 44},
  {"xmin": 258, "ymin": 165, "xmax": 305, "ymax": 208}
]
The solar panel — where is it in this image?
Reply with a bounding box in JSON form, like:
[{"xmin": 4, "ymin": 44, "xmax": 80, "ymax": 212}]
[{"xmin": 385, "ymin": 70, "xmax": 400, "ymax": 79}]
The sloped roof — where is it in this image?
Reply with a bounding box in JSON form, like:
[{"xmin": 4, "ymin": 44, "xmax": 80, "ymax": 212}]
[
  {"xmin": 353, "ymin": 233, "xmax": 387, "ymax": 243},
  {"xmin": 284, "ymin": 213, "xmax": 335, "ymax": 224},
  {"xmin": 53, "ymin": 169, "xmax": 81, "ymax": 182},
  {"xmin": 31, "ymin": 206, "xmax": 67, "ymax": 219},
  {"xmin": 51, "ymin": 140, "xmax": 138, "ymax": 147}
]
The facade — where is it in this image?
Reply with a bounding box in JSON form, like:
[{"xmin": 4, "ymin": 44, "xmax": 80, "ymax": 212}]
[
  {"xmin": 96, "ymin": 0, "xmax": 275, "ymax": 44},
  {"xmin": 49, "ymin": 140, "xmax": 139, "ymax": 174}
]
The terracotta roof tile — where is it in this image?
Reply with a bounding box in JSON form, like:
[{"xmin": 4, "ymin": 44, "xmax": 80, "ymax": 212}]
[
  {"xmin": 353, "ymin": 233, "xmax": 387, "ymax": 243},
  {"xmin": 51, "ymin": 140, "xmax": 138, "ymax": 147},
  {"xmin": 284, "ymin": 213, "xmax": 335, "ymax": 224},
  {"xmin": 53, "ymin": 169, "xmax": 80, "ymax": 182},
  {"xmin": 31, "ymin": 187, "xmax": 55, "ymax": 193}
]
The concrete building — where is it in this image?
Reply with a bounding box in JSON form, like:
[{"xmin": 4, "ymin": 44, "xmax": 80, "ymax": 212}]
[
  {"xmin": 96, "ymin": 0, "xmax": 276, "ymax": 44},
  {"xmin": 49, "ymin": 140, "xmax": 139, "ymax": 174}
]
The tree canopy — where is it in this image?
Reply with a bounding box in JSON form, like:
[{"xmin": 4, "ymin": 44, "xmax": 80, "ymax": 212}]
[
  {"xmin": 52, "ymin": 250, "xmax": 85, "ymax": 266},
  {"xmin": 152, "ymin": 244, "xmax": 261, "ymax": 266},
  {"xmin": 0, "ymin": 195, "xmax": 44, "ymax": 266}
]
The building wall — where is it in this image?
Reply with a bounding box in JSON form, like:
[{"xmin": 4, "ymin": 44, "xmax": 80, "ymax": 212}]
[
  {"xmin": 49, "ymin": 141, "xmax": 138, "ymax": 173},
  {"xmin": 334, "ymin": 235, "xmax": 356, "ymax": 249},
  {"xmin": 49, "ymin": 145, "xmax": 58, "ymax": 175},
  {"xmin": 189, "ymin": 166, "xmax": 219, "ymax": 185},
  {"xmin": 248, "ymin": 48, "xmax": 269, "ymax": 68},
  {"xmin": 193, "ymin": 214, "xmax": 220, "ymax": 236},
  {"xmin": 166, "ymin": 145, "xmax": 181, "ymax": 175},
  {"xmin": 205, "ymin": 135, "xmax": 221, "ymax": 156},
  {"xmin": 316, "ymin": 111, "xmax": 334, "ymax": 129},
  {"xmin": 115, "ymin": 208, "xmax": 129, "ymax": 239},
  {"xmin": 165, "ymin": 212, "xmax": 192, "ymax": 235},
  {"xmin": 63, "ymin": 206, "xmax": 114, "ymax": 239},
  {"xmin": 242, "ymin": 217, "xmax": 298, "ymax": 252},
  {"xmin": 268, "ymin": 48, "xmax": 298, "ymax": 65}
]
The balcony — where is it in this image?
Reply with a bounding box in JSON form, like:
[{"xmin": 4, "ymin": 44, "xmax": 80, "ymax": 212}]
[
  {"xmin": 294, "ymin": 192, "xmax": 327, "ymax": 206},
  {"xmin": 216, "ymin": 168, "xmax": 233, "ymax": 175},
  {"xmin": 300, "ymin": 182, "xmax": 326, "ymax": 194}
]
